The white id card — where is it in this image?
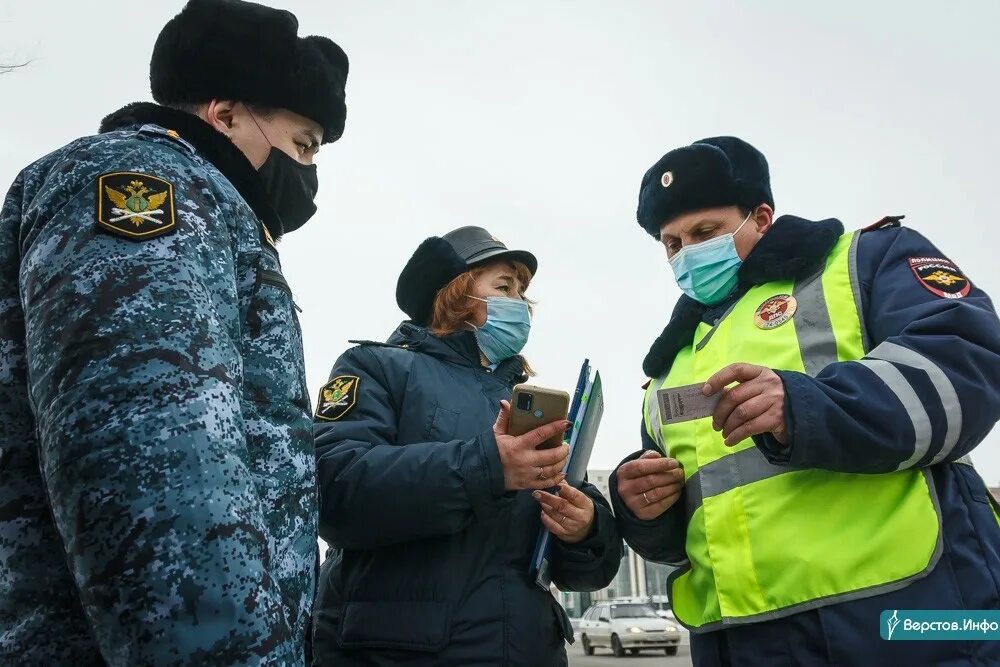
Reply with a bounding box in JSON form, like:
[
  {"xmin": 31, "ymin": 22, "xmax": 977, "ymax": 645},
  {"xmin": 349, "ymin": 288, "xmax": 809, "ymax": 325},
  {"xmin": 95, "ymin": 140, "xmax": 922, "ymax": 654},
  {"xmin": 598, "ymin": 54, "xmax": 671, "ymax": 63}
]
[{"xmin": 656, "ymin": 383, "xmax": 722, "ymax": 425}]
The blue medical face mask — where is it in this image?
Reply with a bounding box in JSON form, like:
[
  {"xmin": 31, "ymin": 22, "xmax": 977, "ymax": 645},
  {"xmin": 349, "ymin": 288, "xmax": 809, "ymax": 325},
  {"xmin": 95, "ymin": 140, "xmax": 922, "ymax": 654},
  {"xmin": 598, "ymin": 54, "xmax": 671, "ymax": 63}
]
[
  {"xmin": 668, "ymin": 212, "xmax": 753, "ymax": 305},
  {"xmin": 468, "ymin": 296, "xmax": 531, "ymax": 364}
]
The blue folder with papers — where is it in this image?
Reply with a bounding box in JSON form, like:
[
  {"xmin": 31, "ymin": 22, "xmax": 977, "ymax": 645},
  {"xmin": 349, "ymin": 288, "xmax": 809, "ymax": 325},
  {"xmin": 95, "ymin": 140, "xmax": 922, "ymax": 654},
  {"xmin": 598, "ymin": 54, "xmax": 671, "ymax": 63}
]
[{"xmin": 530, "ymin": 359, "xmax": 605, "ymax": 589}]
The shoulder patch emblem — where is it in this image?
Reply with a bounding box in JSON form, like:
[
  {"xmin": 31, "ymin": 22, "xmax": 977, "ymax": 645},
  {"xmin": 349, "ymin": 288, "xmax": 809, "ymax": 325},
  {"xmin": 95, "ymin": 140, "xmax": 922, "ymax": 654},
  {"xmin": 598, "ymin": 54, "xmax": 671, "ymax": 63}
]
[
  {"xmin": 908, "ymin": 257, "xmax": 971, "ymax": 299},
  {"xmin": 316, "ymin": 375, "xmax": 360, "ymax": 422},
  {"xmin": 754, "ymin": 294, "xmax": 798, "ymax": 330},
  {"xmin": 96, "ymin": 172, "xmax": 177, "ymax": 241}
]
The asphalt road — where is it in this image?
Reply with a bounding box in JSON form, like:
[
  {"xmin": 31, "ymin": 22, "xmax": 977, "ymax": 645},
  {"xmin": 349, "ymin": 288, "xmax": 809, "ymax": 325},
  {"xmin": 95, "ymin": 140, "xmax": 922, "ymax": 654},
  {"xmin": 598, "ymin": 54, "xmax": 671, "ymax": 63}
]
[{"xmin": 568, "ymin": 644, "xmax": 693, "ymax": 667}]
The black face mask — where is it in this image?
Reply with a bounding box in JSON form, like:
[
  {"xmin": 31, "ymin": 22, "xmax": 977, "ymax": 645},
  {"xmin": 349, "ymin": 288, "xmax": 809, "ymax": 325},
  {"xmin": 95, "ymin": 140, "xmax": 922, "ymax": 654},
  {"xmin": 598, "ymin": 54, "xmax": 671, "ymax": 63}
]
[{"xmin": 257, "ymin": 147, "xmax": 319, "ymax": 235}]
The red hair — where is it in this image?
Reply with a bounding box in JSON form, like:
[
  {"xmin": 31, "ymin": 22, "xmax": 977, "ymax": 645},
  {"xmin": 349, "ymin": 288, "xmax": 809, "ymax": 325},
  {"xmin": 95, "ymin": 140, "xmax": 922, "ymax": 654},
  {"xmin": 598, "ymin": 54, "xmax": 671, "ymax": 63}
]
[
  {"xmin": 428, "ymin": 260, "xmax": 535, "ymax": 374},
  {"xmin": 428, "ymin": 269, "xmax": 487, "ymax": 337}
]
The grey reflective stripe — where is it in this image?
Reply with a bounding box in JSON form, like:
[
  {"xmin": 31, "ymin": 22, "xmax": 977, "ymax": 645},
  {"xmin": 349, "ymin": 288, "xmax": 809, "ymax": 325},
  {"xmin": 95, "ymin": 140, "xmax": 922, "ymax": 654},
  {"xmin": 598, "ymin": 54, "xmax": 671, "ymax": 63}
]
[
  {"xmin": 848, "ymin": 231, "xmax": 871, "ymax": 353},
  {"xmin": 645, "ymin": 388, "xmax": 664, "ymax": 452},
  {"xmin": 868, "ymin": 341, "xmax": 963, "ymax": 465},
  {"xmin": 792, "ymin": 270, "xmax": 839, "ymax": 377},
  {"xmin": 855, "ymin": 359, "xmax": 933, "ymax": 469},
  {"xmin": 685, "ymin": 447, "xmax": 789, "ymax": 517},
  {"xmin": 684, "ymin": 469, "xmax": 703, "ymax": 518},
  {"xmin": 955, "ymin": 455, "xmax": 973, "ymax": 466}
]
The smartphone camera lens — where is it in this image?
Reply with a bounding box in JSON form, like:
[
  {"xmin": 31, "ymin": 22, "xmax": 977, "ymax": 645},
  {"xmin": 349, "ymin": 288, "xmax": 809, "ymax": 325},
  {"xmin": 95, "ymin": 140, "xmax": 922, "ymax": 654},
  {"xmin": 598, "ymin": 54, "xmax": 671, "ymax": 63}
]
[{"xmin": 516, "ymin": 392, "xmax": 533, "ymax": 412}]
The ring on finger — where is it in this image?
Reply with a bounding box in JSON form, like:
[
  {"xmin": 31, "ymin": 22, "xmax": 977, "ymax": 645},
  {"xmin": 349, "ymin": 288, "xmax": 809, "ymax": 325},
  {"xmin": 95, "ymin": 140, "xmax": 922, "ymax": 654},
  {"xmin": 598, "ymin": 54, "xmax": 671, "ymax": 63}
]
[
  {"xmin": 536, "ymin": 467, "xmax": 545, "ymax": 480},
  {"xmin": 642, "ymin": 491, "xmax": 652, "ymax": 505}
]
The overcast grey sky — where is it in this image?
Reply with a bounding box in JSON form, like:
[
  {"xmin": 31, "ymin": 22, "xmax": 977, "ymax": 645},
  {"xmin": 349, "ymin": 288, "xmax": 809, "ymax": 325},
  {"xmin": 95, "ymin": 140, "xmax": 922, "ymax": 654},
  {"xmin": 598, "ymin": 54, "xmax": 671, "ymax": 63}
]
[{"xmin": 2, "ymin": 1, "xmax": 999, "ymax": 480}]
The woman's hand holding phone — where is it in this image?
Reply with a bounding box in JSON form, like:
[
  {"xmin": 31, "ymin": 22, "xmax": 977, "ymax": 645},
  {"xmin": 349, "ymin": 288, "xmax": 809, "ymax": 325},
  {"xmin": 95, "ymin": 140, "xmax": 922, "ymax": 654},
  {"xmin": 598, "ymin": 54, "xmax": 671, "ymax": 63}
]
[{"xmin": 493, "ymin": 400, "xmax": 570, "ymax": 491}]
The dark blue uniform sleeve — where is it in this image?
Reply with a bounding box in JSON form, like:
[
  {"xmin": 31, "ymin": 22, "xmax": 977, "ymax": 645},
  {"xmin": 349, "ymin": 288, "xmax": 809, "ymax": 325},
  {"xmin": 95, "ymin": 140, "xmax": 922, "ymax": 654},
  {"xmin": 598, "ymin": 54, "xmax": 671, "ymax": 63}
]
[
  {"xmin": 608, "ymin": 418, "xmax": 688, "ymax": 565},
  {"xmin": 549, "ymin": 481, "xmax": 624, "ymax": 592},
  {"xmin": 759, "ymin": 226, "xmax": 1000, "ymax": 472},
  {"xmin": 315, "ymin": 346, "xmax": 507, "ymax": 550}
]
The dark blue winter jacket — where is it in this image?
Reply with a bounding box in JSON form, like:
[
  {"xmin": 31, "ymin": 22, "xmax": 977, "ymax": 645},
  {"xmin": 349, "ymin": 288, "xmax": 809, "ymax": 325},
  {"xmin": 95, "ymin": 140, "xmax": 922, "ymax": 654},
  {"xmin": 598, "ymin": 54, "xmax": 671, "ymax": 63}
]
[{"xmin": 313, "ymin": 323, "xmax": 622, "ymax": 666}]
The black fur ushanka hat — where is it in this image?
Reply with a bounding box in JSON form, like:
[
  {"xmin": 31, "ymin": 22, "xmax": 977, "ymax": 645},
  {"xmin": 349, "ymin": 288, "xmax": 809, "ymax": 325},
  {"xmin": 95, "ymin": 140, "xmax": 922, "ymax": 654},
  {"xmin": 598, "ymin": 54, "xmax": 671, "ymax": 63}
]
[
  {"xmin": 637, "ymin": 136, "xmax": 774, "ymax": 238},
  {"xmin": 151, "ymin": 0, "xmax": 349, "ymax": 144},
  {"xmin": 396, "ymin": 227, "xmax": 537, "ymax": 326}
]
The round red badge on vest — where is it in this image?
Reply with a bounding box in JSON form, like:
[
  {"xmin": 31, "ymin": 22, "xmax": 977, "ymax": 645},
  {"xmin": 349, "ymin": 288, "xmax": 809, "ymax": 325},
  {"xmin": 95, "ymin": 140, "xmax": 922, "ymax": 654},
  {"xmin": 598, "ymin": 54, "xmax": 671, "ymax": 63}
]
[{"xmin": 754, "ymin": 295, "xmax": 798, "ymax": 330}]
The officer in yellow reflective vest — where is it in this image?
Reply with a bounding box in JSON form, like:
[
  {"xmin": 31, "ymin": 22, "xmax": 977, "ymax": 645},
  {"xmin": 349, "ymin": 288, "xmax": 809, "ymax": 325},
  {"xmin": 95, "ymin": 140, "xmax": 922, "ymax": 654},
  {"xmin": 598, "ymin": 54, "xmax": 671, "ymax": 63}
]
[{"xmin": 609, "ymin": 137, "xmax": 1000, "ymax": 666}]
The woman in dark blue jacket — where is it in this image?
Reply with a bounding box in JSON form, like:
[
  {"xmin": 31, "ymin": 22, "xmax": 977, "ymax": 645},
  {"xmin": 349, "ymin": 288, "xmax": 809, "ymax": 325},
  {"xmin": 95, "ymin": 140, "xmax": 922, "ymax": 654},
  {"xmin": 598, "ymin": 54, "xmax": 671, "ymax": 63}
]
[{"xmin": 312, "ymin": 226, "xmax": 622, "ymax": 666}]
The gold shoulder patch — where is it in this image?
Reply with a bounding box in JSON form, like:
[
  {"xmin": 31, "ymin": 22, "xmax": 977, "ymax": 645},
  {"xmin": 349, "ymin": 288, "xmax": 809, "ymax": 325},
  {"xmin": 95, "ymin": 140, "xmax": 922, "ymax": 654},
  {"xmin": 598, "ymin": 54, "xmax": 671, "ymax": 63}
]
[
  {"xmin": 316, "ymin": 375, "xmax": 360, "ymax": 422},
  {"xmin": 96, "ymin": 172, "xmax": 177, "ymax": 241}
]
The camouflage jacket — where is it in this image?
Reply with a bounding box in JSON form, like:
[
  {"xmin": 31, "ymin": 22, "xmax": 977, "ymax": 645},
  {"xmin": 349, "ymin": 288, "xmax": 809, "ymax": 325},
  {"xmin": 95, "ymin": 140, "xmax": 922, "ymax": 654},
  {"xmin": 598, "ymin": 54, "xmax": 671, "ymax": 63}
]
[{"xmin": 0, "ymin": 103, "xmax": 316, "ymax": 665}]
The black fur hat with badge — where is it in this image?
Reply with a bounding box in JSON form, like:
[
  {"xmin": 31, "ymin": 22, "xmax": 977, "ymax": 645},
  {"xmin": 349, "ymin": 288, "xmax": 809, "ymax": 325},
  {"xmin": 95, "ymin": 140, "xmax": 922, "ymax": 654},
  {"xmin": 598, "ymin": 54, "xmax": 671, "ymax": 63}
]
[
  {"xmin": 636, "ymin": 136, "xmax": 774, "ymax": 238},
  {"xmin": 396, "ymin": 227, "xmax": 538, "ymax": 326},
  {"xmin": 150, "ymin": 0, "xmax": 349, "ymax": 144}
]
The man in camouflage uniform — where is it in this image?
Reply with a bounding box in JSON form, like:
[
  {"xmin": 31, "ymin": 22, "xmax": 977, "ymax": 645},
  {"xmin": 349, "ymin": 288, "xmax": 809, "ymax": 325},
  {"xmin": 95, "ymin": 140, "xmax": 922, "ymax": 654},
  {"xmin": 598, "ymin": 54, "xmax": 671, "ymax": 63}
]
[{"xmin": 0, "ymin": 1, "xmax": 348, "ymax": 664}]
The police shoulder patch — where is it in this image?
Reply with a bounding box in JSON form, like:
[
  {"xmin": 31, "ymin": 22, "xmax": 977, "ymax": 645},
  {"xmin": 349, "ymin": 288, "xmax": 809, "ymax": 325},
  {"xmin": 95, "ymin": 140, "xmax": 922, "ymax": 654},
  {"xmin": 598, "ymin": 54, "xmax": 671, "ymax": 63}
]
[
  {"xmin": 908, "ymin": 256, "xmax": 972, "ymax": 299},
  {"xmin": 316, "ymin": 375, "xmax": 360, "ymax": 421},
  {"xmin": 96, "ymin": 172, "xmax": 177, "ymax": 241}
]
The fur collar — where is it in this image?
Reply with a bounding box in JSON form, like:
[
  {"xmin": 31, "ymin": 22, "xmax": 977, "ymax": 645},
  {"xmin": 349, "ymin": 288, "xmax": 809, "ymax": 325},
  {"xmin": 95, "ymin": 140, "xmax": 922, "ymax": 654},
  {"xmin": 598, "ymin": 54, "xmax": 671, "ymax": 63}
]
[
  {"xmin": 642, "ymin": 216, "xmax": 845, "ymax": 378},
  {"xmin": 99, "ymin": 102, "xmax": 284, "ymax": 240}
]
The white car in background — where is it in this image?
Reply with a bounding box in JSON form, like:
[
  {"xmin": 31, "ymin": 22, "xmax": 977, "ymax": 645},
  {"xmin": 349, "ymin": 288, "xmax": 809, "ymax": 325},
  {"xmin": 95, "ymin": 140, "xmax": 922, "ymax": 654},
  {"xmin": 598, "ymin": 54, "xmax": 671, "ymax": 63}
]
[{"xmin": 578, "ymin": 602, "xmax": 682, "ymax": 657}]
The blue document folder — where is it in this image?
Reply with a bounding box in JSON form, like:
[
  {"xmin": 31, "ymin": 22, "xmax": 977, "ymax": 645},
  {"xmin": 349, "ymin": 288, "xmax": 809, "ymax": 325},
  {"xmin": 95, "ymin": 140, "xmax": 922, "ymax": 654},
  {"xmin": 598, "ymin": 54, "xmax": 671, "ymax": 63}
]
[{"xmin": 530, "ymin": 361, "xmax": 605, "ymax": 589}]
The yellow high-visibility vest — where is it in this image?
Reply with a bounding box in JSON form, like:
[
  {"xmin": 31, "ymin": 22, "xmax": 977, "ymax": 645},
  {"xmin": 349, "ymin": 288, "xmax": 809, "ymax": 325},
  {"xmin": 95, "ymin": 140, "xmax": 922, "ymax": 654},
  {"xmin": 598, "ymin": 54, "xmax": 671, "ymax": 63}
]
[{"xmin": 644, "ymin": 231, "xmax": 941, "ymax": 631}]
